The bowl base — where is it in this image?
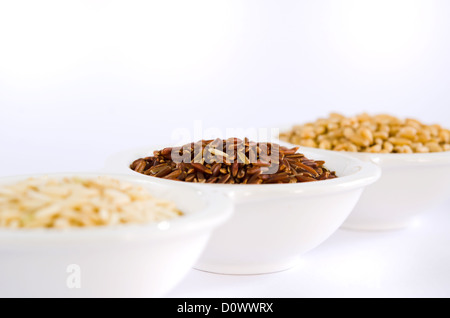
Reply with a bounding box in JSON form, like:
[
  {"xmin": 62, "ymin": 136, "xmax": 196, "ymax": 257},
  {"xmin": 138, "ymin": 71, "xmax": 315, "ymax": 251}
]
[
  {"xmin": 340, "ymin": 217, "xmax": 419, "ymax": 231},
  {"xmin": 193, "ymin": 257, "xmax": 301, "ymax": 275}
]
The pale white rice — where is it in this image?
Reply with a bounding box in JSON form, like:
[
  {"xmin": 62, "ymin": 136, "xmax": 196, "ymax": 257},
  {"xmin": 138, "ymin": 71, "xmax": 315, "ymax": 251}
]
[{"xmin": 0, "ymin": 176, "xmax": 182, "ymax": 229}]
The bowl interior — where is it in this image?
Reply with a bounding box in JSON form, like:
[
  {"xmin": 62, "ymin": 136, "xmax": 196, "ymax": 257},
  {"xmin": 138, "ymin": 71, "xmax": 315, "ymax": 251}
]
[
  {"xmin": 110, "ymin": 144, "xmax": 363, "ymax": 176},
  {"xmin": 0, "ymin": 173, "xmax": 233, "ymax": 242},
  {"xmin": 276, "ymin": 127, "xmax": 450, "ymax": 166},
  {"xmin": 104, "ymin": 143, "xmax": 380, "ymax": 187}
]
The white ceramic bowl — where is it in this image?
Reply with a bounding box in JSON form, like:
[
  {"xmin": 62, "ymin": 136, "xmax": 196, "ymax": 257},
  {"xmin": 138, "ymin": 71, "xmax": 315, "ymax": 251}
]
[
  {"xmin": 0, "ymin": 173, "xmax": 233, "ymax": 297},
  {"xmin": 104, "ymin": 145, "xmax": 381, "ymax": 275},
  {"xmin": 319, "ymin": 150, "xmax": 450, "ymax": 231}
]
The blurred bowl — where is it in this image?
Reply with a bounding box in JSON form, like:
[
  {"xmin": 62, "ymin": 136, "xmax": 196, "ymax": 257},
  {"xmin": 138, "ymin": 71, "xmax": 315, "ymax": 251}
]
[
  {"xmin": 104, "ymin": 145, "xmax": 380, "ymax": 274},
  {"xmin": 277, "ymin": 120, "xmax": 450, "ymax": 231},
  {"xmin": 0, "ymin": 173, "xmax": 233, "ymax": 297},
  {"xmin": 330, "ymin": 150, "xmax": 450, "ymax": 230},
  {"xmin": 275, "ymin": 141, "xmax": 450, "ymax": 230}
]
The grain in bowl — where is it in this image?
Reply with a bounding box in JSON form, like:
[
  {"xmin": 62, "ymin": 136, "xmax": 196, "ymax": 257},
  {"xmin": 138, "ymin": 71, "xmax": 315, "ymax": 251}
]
[
  {"xmin": 0, "ymin": 176, "xmax": 182, "ymax": 229},
  {"xmin": 279, "ymin": 112, "xmax": 450, "ymax": 153},
  {"xmin": 130, "ymin": 138, "xmax": 338, "ymax": 184}
]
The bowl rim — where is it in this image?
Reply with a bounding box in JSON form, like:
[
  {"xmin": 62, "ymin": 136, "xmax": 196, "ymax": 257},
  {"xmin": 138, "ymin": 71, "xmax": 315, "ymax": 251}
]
[
  {"xmin": 103, "ymin": 144, "xmax": 382, "ymax": 196},
  {"xmin": 0, "ymin": 172, "xmax": 234, "ymax": 243}
]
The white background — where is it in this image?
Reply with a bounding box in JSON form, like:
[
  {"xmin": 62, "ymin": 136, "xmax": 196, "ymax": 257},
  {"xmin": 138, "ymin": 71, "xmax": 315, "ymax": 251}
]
[{"xmin": 0, "ymin": 0, "xmax": 449, "ymax": 298}]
